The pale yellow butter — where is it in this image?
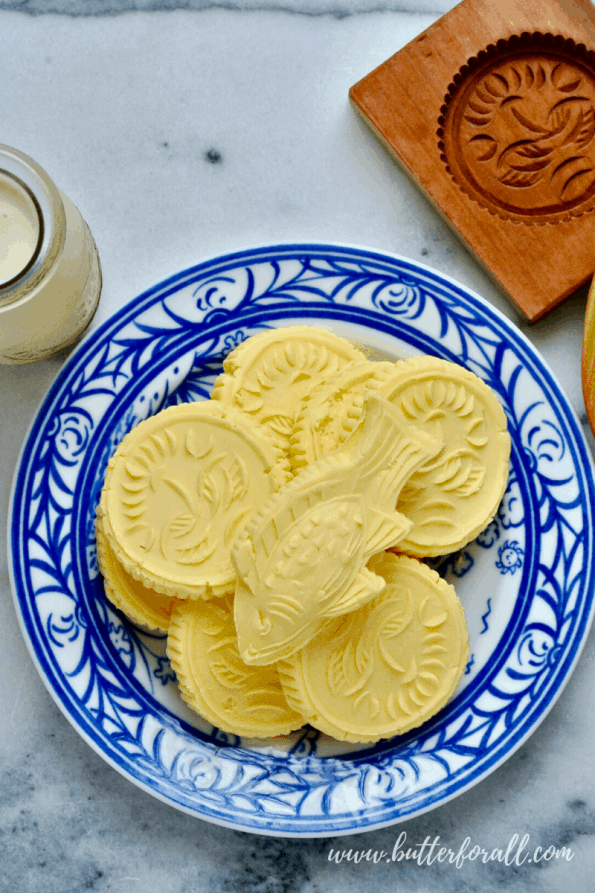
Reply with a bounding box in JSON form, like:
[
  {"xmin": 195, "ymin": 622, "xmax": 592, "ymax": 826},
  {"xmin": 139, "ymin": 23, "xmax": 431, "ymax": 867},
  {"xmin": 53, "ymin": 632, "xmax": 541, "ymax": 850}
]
[
  {"xmin": 96, "ymin": 517, "xmax": 178, "ymax": 632},
  {"xmin": 290, "ymin": 359, "xmax": 408, "ymax": 469},
  {"xmin": 167, "ymin": 593, "xmax": 305, "ymax": 738},
  {"xmin": 93, "ymin": 328, "xmax": 504, "ymax": 743},
  {"xmin": 278, "ymin": 552, "xmax": 469, "ymax": 743},
  {"xmin": 231, "ymin": 393, "xmax": 441, "ymax": 666},
  {"xmin": 211, "ymin": 325, "xmax": 366, "ymax": 454},
  {"xmin": 378, "ymin": 356, "xmax": 511, "ymax": 557},
  {"xmin": 99, "ymin": 401, "xmax": 286, "ymax": 600}
]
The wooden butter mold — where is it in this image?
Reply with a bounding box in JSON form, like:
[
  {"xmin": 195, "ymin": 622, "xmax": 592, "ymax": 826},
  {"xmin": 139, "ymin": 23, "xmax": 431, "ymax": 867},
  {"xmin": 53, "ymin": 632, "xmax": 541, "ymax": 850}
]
[{"xmin": 349, "ymin": 0, "xmax": 595, "ymax": 321}]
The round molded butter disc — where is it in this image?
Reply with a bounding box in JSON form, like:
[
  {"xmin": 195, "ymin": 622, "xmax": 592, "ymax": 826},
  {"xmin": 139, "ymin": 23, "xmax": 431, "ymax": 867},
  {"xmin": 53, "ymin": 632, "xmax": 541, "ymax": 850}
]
[
  {"xmin": 167, "ymin": 594, "xmax": 305, "ymax": 738},
  {"xmin": 278, "ymin": 552, "xmax": 468, "ymax": 743},
  {"xmin": 211, "ymin": 325, "xmax": 366, "ymax": 453},
  {"xmin": 378, "ymin": 356, "xmax": 511, "ymax": 556},
  {"xmin": 96, "ymin": 517, "xmax": 178, "ymax": 632},
  {"xmin": 100, "ymin": 401, "xmax": 285, "ymax": 599}
]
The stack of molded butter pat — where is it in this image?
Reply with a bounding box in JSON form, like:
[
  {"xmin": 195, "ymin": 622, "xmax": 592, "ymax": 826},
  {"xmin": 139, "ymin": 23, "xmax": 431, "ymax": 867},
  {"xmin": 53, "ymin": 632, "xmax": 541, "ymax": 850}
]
[{"xmin": 96, "ymin": 325, "xmax": 510, "ymax": 742}]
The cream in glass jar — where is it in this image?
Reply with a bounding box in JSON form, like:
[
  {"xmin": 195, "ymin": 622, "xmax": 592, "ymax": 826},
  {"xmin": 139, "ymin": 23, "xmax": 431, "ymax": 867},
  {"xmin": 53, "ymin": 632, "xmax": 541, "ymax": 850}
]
[{"xmin": 0, "ymin": 145, "xmax": 102, "ymax": 365}]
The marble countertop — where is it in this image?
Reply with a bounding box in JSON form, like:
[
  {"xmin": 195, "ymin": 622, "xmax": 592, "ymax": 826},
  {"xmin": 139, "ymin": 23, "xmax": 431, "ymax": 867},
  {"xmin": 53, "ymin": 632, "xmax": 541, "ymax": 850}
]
[{"xmin": 1, "ymin": 3, "xmax": 594, "ymax": 891}]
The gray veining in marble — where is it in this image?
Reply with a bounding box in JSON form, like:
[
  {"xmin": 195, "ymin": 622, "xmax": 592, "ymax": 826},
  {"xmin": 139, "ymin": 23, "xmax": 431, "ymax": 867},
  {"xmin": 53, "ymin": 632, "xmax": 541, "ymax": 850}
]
[
  {"xmin": 0, "ymin": 0, "xmax": 453, "ymax": 16},
  {"xmin": 1, "ymin": 2, "xmax": 594, "ymax": 891}
]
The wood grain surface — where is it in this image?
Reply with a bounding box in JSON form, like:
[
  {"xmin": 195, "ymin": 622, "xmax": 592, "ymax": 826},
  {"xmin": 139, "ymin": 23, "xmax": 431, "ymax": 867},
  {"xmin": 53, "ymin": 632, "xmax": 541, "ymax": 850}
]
[{"xmin": 350, "ymin": 0, "xmax": 595, "ymax": 321}]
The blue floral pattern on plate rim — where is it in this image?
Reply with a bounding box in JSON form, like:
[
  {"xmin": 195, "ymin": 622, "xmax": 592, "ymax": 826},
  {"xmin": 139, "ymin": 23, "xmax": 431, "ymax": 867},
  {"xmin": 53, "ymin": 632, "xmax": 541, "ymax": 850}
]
[{"xmin": 8, "ymin": 242, "xmax": 595, "ymax": 837}]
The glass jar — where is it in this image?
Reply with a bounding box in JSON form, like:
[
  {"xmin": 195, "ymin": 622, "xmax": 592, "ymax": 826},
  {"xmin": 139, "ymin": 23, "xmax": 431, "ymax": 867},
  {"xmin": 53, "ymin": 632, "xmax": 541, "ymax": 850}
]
[{"xmin": 0, "ymin": 145, "xmax": 101, "ymax": 365}]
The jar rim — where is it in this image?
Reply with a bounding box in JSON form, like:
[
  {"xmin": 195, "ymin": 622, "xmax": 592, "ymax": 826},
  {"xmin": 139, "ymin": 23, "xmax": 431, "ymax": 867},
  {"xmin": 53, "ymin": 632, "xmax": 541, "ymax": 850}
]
[
  {"xmin": 0, "ymin": 169, "xmax": 44, "ymax": 292},
  {"xmin": 0, "ymin": 144, "xmax": 65, "ymax": 307}
]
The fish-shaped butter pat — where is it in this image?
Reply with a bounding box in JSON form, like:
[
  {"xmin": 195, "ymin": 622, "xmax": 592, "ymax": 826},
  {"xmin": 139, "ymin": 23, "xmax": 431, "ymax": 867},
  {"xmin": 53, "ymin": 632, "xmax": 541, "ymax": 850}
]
[
  {"xmin": 231, "ymin": 392, "xmax": 442, "ymax": 666},
  {"xmin": 211, "ymin": 325, "xmax": 366, "ymax": 454},
  {"xmin": 167, "ymin": 594, "xmax": 305, "ymax": 738},
  {"xmin": 377, "ymin": 356, "xmax": 511, "ymax": 557},
  {"xmin": 96, "ymin": 516, "xmax": 178, "ymax": 632},
  {"xmin": 290, "ymin": 359, "xmax": 410, "ymax": 470},
  {"xmin": 277, "ymin": 552, "xmax": 469, "ymax": 743},
  {"xmin": 100, "ymin": 401, "xmax": 287, "ymax": 600}
]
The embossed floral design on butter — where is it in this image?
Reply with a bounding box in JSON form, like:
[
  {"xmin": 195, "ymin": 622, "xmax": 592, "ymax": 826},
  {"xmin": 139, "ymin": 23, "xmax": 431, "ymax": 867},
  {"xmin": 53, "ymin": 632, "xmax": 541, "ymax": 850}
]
[
  {"xmin": 167, "ymin": 593, "xmax": 304, "ymax": 738},
  {"xmin": 97, "ymin": 336, "xmax": 505, "ymax": 747},
  {"xmin": 290, "ymin": 359, "xmax": 409, "ymax": 470},
  {"xmin": 212, "ymin": 325, "xmax": 365, "ymax": 453},
  {"xmin": 278, "ymin": 553, "xmax": 468, "ymax": 743},
  {"xmin": 96, "ymin": 518, "xmax": 178, "ymax": 632},
  {"xmin": 232, "ymin": 393, "xmax": 442, "ymax": 666},
  {"xmin": 380, "ymin": 357, "xmax": 510, "ymax": 557},
  {"xmin": 100, "ymin": 402, "xmax": 285, "ymax": 600}
]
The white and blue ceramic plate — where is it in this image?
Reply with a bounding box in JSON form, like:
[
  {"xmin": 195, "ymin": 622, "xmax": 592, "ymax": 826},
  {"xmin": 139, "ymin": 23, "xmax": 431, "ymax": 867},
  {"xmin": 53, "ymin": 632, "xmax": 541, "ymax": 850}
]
[{"xmin": 9, "ymin": 243, "xmax": 595, "ymax": 836}]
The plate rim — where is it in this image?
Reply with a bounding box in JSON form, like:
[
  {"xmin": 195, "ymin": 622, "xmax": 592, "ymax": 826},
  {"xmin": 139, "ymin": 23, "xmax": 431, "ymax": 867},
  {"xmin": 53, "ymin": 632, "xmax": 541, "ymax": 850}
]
[{"xmin": 8, "ymin": 240, "xmax": 595, "ymax": 837}]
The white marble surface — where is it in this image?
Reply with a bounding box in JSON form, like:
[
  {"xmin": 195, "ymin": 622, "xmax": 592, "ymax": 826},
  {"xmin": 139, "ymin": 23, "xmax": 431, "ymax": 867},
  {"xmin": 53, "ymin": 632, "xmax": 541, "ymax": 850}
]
[{"xmin": 0, "ymin": 4, "xmax": 594, "ymax": 892}]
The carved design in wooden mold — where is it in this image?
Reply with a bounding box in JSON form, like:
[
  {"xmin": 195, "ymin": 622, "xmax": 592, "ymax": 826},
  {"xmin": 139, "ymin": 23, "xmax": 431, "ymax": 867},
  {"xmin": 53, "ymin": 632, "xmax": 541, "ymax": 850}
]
[{"xmin": 439, "ymin": 34, "xmax": 595, "ymax": 224}]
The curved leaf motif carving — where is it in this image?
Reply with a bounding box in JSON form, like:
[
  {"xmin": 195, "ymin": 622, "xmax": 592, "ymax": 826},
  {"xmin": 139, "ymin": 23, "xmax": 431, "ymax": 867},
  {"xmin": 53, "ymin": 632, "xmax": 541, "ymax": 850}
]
[{"xmin": 441, "ymin": 36, "xmax": 595, "ymax": 222}]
